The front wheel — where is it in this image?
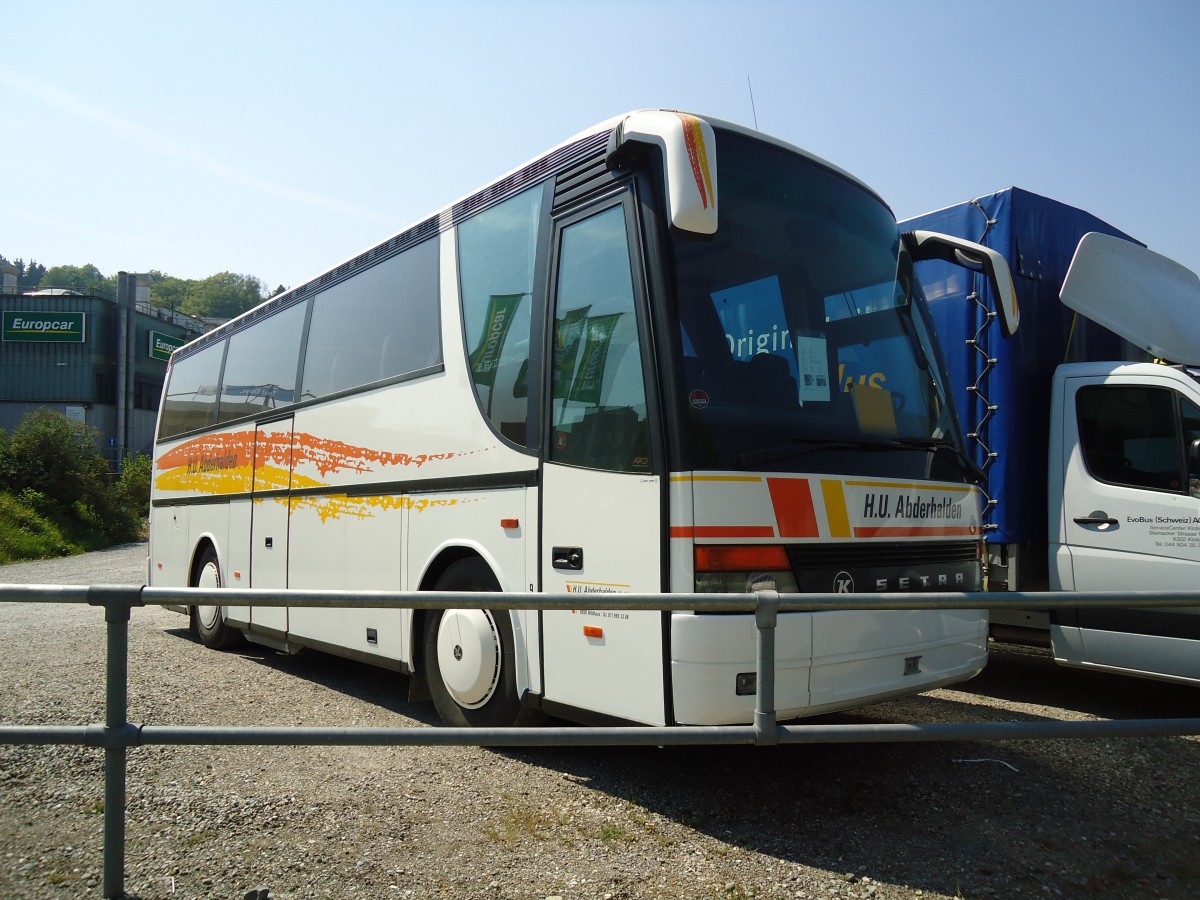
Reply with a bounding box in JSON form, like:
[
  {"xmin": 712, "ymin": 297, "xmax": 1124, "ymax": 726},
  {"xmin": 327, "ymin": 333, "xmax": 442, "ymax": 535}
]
[
  {"xmin": 422, "ymin": 558, "xmax": 542, "ymax": 728},
  {"xmin": 191, "ymin": 547, "xmax": 242, "ymax": 650}
]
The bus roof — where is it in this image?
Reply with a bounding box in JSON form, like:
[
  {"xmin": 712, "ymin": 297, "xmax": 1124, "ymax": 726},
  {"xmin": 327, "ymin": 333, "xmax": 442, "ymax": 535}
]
[{"xmin": 175, "ymin": 110, "xmax": 887, "ymax": 360}]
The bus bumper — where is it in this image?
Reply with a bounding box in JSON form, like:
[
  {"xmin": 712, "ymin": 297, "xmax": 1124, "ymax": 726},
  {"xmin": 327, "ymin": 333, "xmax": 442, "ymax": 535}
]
[{"xmin": 670, "ymin": 609, "xmax": 988, "ymax": 726}]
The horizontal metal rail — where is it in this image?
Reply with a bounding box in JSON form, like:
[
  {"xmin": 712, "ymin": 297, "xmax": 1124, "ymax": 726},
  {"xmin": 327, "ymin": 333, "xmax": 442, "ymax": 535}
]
[
  {"xmin": 2, "ymin": 582, "xmax": 1199, "ymax": 898},
  {"xmin": 12, "ymin": 582, "xmax": 1200, "ymax": 610}
]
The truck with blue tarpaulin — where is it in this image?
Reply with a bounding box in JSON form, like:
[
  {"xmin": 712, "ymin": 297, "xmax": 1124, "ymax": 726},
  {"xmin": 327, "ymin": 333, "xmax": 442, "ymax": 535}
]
[{"xmin": 902, "ymin": 187, "xmax": 1200, "ymax": 685}]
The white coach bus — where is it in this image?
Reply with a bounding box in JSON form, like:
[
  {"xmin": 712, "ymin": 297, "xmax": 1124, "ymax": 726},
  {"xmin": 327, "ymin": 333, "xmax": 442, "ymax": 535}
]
[{"xmin": 149, "ymin": 110, "xmax": 1016, "ymax": 728}]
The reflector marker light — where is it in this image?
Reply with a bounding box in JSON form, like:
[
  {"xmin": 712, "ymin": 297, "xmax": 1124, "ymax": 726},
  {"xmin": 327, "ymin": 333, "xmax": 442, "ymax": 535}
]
[
  {"xmin": 500, "ymin": 518, "xmax": 519, "ymax": 529},
  {"xmin": 583, "ymin": 625, "xmax": 604, "ymax": 639}
]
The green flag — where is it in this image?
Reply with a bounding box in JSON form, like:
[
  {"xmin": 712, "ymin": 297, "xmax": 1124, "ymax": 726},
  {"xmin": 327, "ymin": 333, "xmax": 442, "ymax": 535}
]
[
  {"xmin": 568, "ymin": 313, "xmax": 622, "ymax": 404},
  {"xmin": 469, "ymin": 293, "xmax": 524, "ymax": 387},
  {"xmin": 552, "ymin": 305, "xmax": 591, "ymax": 398}
]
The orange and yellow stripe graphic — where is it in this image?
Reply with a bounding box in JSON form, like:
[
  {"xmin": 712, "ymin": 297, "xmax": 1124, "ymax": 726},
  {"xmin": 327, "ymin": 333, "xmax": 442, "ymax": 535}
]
[
  {"xmin": 156, "ymin": 430, "xmax": 488, "ymax": 522},
  {"xmin": 675, "ymin": 113, "xmax": 714, "ymax": 210}
]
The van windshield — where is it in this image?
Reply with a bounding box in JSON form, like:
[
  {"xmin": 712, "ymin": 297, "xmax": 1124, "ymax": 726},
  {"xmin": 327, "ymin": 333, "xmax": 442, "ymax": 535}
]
[{"xmin": 670, "ymin": 132, "xmax": 968, "ymax": 481}]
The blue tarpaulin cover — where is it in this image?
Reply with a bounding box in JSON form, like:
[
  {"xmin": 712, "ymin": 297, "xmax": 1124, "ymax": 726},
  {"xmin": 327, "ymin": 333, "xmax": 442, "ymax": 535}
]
[{"xmin": 901, "ymin": 188, "xmax": 1141, "ymax": 546}]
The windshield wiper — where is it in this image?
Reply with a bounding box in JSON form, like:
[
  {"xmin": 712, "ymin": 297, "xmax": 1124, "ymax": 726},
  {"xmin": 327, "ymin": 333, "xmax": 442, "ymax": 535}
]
[
  {"xmin": 736, "ymin": 439, "xmax": 902, "ymax": 469},
  {"xmin": 735, "ymin": 437, "xmax": 984, "ymax": 482},
  {"xmin": 882, "ymin": 438, "xmax": 986, "ymax": 483}
]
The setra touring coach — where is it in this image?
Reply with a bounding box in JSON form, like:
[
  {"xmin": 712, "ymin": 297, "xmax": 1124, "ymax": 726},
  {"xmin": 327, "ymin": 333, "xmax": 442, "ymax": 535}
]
[{"xmin": 149, "ymin": 110, "xmax": 1016, "ymax": 727}]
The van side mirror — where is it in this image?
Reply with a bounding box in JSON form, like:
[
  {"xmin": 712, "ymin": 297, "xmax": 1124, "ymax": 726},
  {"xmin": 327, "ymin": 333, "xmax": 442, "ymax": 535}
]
[
  {"xmin": 903, "ymin": 230, "xmax": 1020, "ymax": 337},
  {"xmin": 1188, "ymin": 439, "xmax": 1200, "ymax": 499}
]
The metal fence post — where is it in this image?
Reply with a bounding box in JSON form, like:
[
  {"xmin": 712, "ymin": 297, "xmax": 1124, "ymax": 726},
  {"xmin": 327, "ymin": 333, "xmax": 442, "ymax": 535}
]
[
  {"xmin": 753, "ymin": 589, "xmax": 780, "ymax": 746},
  {"xmin": 88, "ymin": 585, "xmax": 143, "ymax": 900}
]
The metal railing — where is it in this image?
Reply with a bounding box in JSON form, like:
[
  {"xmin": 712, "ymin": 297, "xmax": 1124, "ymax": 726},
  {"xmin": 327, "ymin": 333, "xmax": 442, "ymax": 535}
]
[{"xmin": 2, "ymin": 584, "xmax": 1199, "ymax": 898}]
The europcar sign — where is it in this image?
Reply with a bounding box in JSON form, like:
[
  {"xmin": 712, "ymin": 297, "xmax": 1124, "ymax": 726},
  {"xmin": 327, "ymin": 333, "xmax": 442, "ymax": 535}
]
[
  {"xmin": 149, "ymin": 331, "xmax": 186, "ymax": 361},
  {"xmin": 2, "ymin": 310, "xmax": 86, "ymax": 343}
]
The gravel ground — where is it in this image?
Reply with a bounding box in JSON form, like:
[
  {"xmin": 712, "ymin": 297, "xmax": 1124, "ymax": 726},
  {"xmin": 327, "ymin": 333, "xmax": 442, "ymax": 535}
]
[{"xmin": 1, "ymin": 543, "xmax": 1198, "ymax": 900}]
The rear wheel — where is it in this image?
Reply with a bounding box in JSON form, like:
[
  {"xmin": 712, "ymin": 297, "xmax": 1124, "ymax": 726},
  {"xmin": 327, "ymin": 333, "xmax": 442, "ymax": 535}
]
[
  {"xmin": 191, "ymin": 547, "xmax": 242, "ymax": 650},
  {"xmin": 423, "ymin": 558, "xmax": 541, "ymax": 728}
]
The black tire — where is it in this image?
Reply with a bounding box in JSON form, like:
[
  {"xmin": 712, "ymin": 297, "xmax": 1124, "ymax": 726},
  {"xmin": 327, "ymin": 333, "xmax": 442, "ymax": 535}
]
[
  {"xmin": 191, "ymin": 546, "xmax": 242, "ymax": 650},
  {"xmin": 422, "ymin": 558, "xmax": 542, "ymax": 728}
]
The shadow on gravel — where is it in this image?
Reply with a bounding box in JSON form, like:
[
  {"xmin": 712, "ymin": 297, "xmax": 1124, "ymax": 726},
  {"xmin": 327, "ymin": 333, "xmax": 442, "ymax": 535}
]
[
  {"xmin": 164, "ymin": 624, "xmax": 443, "ymax": 725},
  {"xmin": 500, "ymin": 707, "xmax": 1200, "ymax": 899},
  {"xmin": 962, "ymin": 642, "xmax": 1200, "ymax": 720},
  {"xmin": 160, "ymin": 624, "xmax": 1199, "ymax": 898}
]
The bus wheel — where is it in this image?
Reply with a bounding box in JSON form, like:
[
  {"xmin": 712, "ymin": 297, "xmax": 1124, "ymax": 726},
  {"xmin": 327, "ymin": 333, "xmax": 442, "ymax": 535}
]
[
  {"xmin": 192, "ymin": 547, "xmax": 242, "ymax": 651},
  {"xmin": 423, "ymin": 558, "xmax": 540, "ymax": 728}
]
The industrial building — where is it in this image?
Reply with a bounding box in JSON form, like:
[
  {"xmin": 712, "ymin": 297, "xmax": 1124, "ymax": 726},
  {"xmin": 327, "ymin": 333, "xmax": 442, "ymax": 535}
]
[{"xmin": 0, "ymin": 265, "xmax": 209, "ymax": 468}]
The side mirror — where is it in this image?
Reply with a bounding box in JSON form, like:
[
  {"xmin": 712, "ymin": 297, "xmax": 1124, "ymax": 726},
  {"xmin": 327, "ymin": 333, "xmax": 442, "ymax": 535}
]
[
  {"xmin": 903, "ymin": 230, "xmax": 1020, "ymax": 337},
  {"xmin": 1061, "ymin": 232, "xmax": 1200, "ymax": 366},
  {"xmin": 608, "ymin": 110, "xmax": 718, "ymax": 236}
]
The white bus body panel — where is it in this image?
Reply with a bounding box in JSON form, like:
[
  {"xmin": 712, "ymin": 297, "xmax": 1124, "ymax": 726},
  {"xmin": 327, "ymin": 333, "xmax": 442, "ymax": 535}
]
[
  {"xmin": 149, "ymin": 504, "xmax": 191, "ymax": 593},
  {"xmin": 224, "ymin": 498, "xmax": 252, "ymax": 626},
  {"xmin": 287, "ymin": 493, "xmax": 406, "ymax": 661}
]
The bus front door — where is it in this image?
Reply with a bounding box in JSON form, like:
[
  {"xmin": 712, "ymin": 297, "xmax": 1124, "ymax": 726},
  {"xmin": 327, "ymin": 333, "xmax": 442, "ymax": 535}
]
[{"xmin": 539, "ymin": 199, "xmax": 667, "ymax": 725}]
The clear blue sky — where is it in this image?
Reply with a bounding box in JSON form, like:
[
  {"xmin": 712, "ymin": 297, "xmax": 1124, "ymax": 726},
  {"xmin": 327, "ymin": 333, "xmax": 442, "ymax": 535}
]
[{"xmin": 3, "ymin": 0, "xmax": 1198, "ymax": 291}]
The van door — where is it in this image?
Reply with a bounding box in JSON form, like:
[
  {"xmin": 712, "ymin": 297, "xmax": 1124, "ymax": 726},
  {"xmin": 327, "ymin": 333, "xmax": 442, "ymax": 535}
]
[
  {"xmin": 1052, "ymin": 370, "xmax": 1200, "ymax": 682},
  {"xmin": 249, "ymin": 417, "xmax": 294, "ymax": 635},
  {"xmin": 539, "ymin": 196, "xmax": 667, "ymax": 724}
]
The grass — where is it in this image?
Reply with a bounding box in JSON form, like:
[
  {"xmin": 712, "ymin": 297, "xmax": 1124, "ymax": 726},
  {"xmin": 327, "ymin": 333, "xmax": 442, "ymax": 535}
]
[
  {"xmin": 0, "ymin": 491, "xmax": 119, "ymax": 564},
  {"xmin": 185, "ymin": 830, "xmax": 216, "ymax": 847},
  {"xmin": 597, "ymin": 822, "xmax": 634, "ymax": 843},
  {"xmin": 485, "ymin": 807, "xmax": 558, "ymax": 844}
]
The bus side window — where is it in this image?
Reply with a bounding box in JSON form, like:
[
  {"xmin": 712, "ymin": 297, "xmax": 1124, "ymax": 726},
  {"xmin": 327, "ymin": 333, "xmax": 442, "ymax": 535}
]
[
  {"xmin": 159, "ymin": 340, "xmax": 225, "ymax": 439},
  {"xmin": 549, "ymin": 205, "xmax": 650, "ymax": 474},
  {"xmin": 458, "ymin": 184, "xmax": 545, "ymax": 448},
  {"xmin": 301, "ymin": 237, "xmax": 441, "ymax": 399},
  {"xmin": 217, "ymin": 300, "xmax": 306, "ymax": 423}
]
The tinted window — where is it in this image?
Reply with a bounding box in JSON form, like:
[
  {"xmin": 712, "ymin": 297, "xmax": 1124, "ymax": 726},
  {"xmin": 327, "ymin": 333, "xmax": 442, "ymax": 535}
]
[
  {"xmin": 158, "ymin": 341, "xmax": 225, "ymax": 440},
  {"xmin": 301, "ymin": 238, "xmax": 441, "ymax": 399},
  {"xmin": 217, "ymin": 301, "xmax": 306, "ymax": 423},
  {"xmin": 458, "ymin": 184, "xmax": 544, "ymax": 446},
  {"xmin": 549, "ymin": 205, "xmax": 650, "ymax": 473},
  {"xmin": 1077, "ymin": 385, "xmax": 1185, "ymax": 491}
]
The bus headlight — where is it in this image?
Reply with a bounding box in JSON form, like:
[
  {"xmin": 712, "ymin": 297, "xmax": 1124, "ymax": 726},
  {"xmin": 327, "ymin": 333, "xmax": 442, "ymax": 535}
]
[{"xmin": 693, "ymin": 545, "xmax": 799, "ymax": 593}]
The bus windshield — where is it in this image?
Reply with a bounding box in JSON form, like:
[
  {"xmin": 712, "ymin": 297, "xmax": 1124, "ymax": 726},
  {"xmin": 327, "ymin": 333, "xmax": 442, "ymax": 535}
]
[{"xmin": 671, "ymin": 132, "xmax": 968, "ymax": 481}]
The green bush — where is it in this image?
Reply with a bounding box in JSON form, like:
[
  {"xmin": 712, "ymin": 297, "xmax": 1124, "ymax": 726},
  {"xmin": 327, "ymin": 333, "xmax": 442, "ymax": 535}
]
[
  {"xmin": 0, "ymin": 410, "xmax": 151, "ymax": 561},
  {"xmin": 0, "ymin": 408, "xmax": 108, "ymax": 512},
  {"xmin": 99, "ymin": 453, "xmax": 152, "ymax": 542},
  {"xmin": 115, "ymin": 453, "xmax": 152, "ymax": 518}
]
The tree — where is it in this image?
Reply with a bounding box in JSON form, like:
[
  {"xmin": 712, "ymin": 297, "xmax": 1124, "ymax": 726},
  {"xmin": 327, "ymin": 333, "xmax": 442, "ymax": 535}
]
[
  {"xmin": 179, "ymin": 271, "xmax": 265, "ymax": 319},
  {"xmin": 23, "ymin": 259, "xmax": 46, "ymax": 289},
  {"xmin": 148, "ymin": 271, "xmax": 193, "ymax": 313},
  {"xmin": 39, "ymin": 263, "xmax": 112, "ymax": 297},
  {"xmin": 0, "ymin": 256, "xmax": 47, "ymax": 289}
]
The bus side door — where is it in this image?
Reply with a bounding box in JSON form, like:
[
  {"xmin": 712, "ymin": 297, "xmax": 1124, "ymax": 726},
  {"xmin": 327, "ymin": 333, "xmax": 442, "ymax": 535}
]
[
  {"xmin": 250, "ymin": 417, "xmax": 294, "ymax": 634},
  {"xmin": 540, "ymin": 197, "xmax": 667, "ymax": 725}
]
